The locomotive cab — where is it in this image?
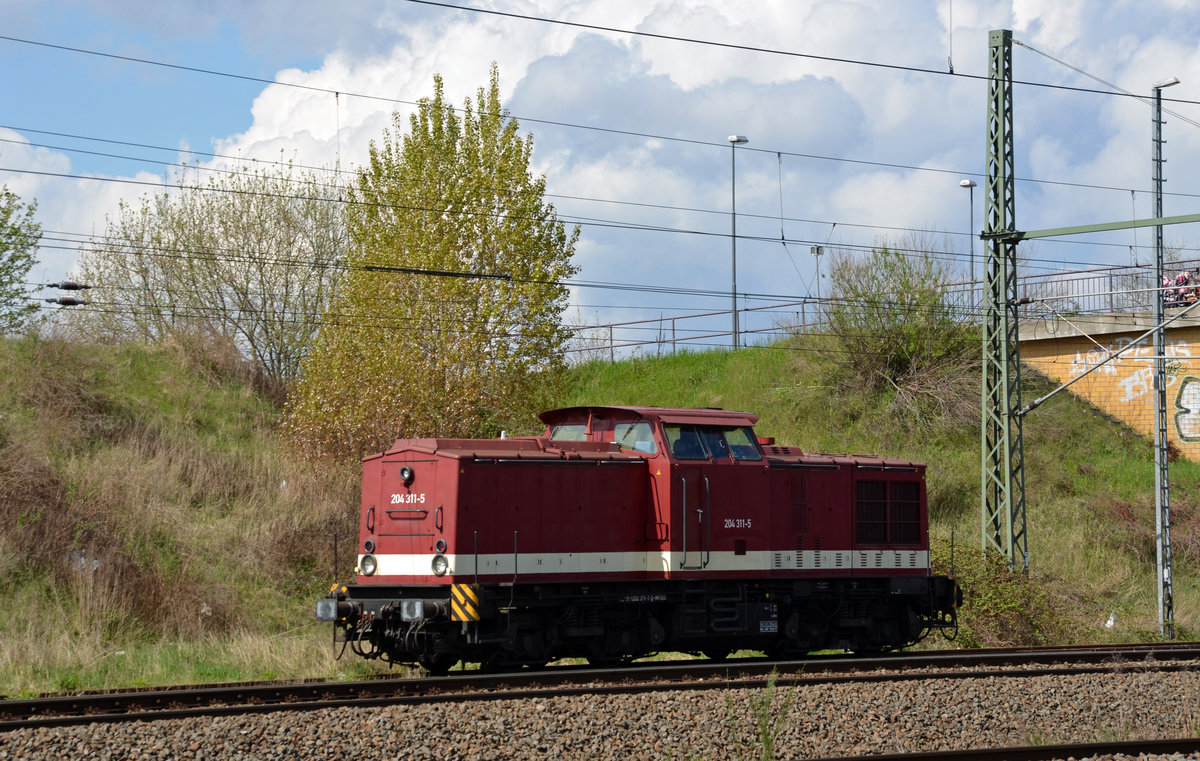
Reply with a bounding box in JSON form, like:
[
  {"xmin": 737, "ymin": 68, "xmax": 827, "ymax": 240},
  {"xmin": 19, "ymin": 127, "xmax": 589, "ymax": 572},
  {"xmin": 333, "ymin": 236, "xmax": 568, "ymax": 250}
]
[{"xmin": 543, "ymin": 407, "xmax": 773, "ymax": 576}]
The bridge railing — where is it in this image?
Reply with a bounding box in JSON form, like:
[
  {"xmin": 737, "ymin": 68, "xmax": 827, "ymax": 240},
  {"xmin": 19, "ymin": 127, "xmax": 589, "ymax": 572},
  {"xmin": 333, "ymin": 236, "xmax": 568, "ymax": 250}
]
[{"xmin": 565, "ymin": 258, "xmax": 1200, "ymax": 361}]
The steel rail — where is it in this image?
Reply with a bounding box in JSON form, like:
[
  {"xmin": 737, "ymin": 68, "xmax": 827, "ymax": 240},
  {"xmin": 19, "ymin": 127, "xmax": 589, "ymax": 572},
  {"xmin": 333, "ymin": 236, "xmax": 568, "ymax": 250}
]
[
  {"xmin": 2, "ymin": 642, "xmax": 1198, "ymax": 731},
  {"xmin": 816, "ymin": 736, "xmax": 1200, "ymax": 761}
]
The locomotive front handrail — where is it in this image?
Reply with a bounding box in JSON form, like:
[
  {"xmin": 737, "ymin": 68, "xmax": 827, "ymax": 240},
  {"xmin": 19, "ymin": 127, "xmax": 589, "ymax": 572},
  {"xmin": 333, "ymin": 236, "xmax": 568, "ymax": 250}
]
[{"xmin": 386, "ymin": 509, "xmax": 428, "ymax": 519}]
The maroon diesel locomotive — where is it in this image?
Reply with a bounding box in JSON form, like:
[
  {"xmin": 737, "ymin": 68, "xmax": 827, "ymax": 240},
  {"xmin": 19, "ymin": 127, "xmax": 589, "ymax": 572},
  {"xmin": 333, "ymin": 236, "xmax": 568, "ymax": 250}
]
[{"xmin": 316, "ymin": 405, "xmax": 960, "ymax": 672}]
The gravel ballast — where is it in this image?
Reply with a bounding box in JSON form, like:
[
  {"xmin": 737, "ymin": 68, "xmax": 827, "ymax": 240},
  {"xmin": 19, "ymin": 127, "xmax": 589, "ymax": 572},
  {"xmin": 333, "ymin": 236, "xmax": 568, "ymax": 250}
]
[{"xmin": 3, "ymin": 668, "xmax": 1200, "ymax": 760}]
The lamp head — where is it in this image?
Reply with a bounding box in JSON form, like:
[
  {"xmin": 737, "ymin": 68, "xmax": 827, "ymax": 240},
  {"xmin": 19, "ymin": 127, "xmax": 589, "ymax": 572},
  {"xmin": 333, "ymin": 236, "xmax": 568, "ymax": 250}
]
[{"xmin": 728, "ymin": 135, "xmax": 749, "ymax": 145}]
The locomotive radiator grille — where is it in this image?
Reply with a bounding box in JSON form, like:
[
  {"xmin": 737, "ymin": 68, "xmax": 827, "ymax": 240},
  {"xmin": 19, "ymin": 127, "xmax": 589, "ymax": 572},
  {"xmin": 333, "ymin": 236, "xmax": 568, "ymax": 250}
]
[{"xmin": 450, "ymin": 583, "xmax": 481, "ymax": 622}]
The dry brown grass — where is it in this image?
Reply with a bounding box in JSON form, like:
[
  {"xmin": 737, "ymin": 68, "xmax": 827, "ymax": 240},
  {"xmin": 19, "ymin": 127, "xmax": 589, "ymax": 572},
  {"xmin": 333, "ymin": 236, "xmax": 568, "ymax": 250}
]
[{"xmin": 0, "ymin": 335, "xmax": 358, "ymax": 694}]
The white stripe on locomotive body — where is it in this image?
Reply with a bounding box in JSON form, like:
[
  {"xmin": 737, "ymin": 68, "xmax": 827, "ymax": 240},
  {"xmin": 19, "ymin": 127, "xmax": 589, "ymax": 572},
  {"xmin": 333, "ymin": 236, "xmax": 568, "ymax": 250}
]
[{"xmin": 362, "ymin": 549, "xmax": 931, "ymax": 579}]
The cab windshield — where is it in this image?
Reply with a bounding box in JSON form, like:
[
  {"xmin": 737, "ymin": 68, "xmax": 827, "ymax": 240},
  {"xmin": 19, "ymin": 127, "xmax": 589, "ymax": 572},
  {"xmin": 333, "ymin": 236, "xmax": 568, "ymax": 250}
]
[
  {"xmin": 549, "ymin": 423, "xmax": 588, "ymax": 441},
  {"xmin": 614, "ymin": 422, "xmax": 656, "ymax": 454},
  {"xmin": 549, "ymin": 420, "xmax": 657, "ymax": 454}
]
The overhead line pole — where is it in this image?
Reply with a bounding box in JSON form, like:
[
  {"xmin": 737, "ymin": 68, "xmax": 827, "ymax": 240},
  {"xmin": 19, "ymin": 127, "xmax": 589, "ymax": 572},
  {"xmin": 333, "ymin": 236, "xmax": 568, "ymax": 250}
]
[
  {"xmin": 979, "ymin": 34, "xmax": 1188, "ymax": 631},
  {"xmin": 1152, "ymin": 77, "xmax": 1179, "ymax": 640},
  {"xmin": 980, "ymin": 29, "xmax": 1028, "ymax": 572}
]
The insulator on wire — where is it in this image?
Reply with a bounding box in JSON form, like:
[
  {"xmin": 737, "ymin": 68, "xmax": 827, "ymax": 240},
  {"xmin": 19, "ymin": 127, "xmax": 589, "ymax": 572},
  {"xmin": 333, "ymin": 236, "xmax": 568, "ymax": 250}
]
[
  {"xmin": 45, "ymin": 297, "xmax": 89, "ymax": 306},
  {"xmin": 47, "ymin": 281, "xmax": 92, "ymax": 290}
]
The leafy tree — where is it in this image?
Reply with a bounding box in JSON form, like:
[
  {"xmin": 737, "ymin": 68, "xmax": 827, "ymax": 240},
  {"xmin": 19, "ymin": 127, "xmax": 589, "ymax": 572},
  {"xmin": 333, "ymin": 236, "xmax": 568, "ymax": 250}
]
[
  {"xmin": 820, "ymin": 233, "xmax": 977, "ymax": 426},
  {"xmin": 71, "ymin": 161, "xmax": 345, "ymax": 381},
  {"xmin": 0, "ymin": 186, "xmax": 41, "ymax": 335},
  {"xmin": 287, "ymin": 65, "xmax": 579, "ymax": 462}
]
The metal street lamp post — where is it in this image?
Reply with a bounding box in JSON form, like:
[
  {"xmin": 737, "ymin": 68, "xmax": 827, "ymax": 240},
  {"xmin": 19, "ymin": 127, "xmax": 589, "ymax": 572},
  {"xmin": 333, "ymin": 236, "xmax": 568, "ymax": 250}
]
[
  {"xmin": 960, "ymin": 178, "xmax": 977, "ymax": 301},
  {"xmin": 728, "ymin": 135, "xmax": 748, "ymax": 348}
]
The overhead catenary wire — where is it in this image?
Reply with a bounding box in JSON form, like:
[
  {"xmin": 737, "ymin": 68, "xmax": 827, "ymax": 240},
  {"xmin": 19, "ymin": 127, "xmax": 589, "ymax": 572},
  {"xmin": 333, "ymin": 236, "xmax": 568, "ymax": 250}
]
[
  {"xmin": 31, "ymin": 298, "xmax": 982, "ymax": 363},
  {"xmin": 1015, "ymin": 39, "xmax": 1200, "ymax": 132},
  {"xmin": 31, "ymin": 208, "xmax": 1149, "ymax": 295},
  {"xmin": 7, "ymin": 15, "xmax": 1200, "ymax": 206},
  {"xmin": 33, "ymin": 251, "xmax": 1166, "ymax": 339},
  {"xmin": 398, "ymin": 1, "xmax": 1200, "ymax": 106},
  {"xmin": 8, "ymin": 16, "xmax": 1198, "ymax": 337},
  {"xmin": 7, "ymin": 143, "xmax": 1185, "ymax": 273},
  {"xmin": 10, "ymin": 113, "xmax": 1200, "ymax": 206},
  {"xmin": 5, "ymin": 21, "xmax": 1197, "ymax": 294},
  {"xmin": 15, "ymin": 128, "xmax": 1192, "ymax": 281}
]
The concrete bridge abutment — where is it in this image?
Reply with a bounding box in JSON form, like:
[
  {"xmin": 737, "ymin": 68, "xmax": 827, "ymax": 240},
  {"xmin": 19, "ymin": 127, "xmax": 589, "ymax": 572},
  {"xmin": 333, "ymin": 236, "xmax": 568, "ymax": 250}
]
[{"xmin": 1021, "ymin": 310, "xmax": 1200, "ymax": 461}]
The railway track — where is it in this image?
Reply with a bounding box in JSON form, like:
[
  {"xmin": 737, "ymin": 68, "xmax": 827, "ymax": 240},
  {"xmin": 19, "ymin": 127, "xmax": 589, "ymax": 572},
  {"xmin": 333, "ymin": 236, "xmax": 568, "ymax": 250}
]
[
  {"xmin": 820, "ymin": 739, "xmax": 1200, "ymax": 760},
  {"xmin": 3, "ymin": 641, "xmax": 1199, "ymax": 731}
]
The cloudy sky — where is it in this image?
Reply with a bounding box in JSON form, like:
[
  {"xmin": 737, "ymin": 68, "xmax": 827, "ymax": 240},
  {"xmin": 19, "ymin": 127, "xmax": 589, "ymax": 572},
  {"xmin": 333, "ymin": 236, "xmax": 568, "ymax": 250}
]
[{"xmin": 4, "ymin": 0, "xmax": 1200, "ymax": 350}]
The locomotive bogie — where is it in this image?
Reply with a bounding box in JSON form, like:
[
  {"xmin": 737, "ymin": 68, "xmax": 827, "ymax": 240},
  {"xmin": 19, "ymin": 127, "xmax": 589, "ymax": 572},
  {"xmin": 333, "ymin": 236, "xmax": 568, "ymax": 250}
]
[
  {"xmin": 319, "ymin": 575, "xmax": 954, "ymax": 668},
  {"xmin": 318, "ymin": 405, "xmax": 960, "ymax": 671}
]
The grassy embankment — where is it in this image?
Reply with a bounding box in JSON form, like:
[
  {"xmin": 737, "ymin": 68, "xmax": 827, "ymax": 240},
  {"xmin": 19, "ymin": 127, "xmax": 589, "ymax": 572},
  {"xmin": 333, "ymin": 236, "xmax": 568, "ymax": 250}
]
[
  {"xmin": 0, "ymin": 332, "xmax": 1196, "ymax": 695},
  {"xmin": 562, "ymin": 338, "xmax": 1200, "ymax": 648},
  {"xmin": 0, "ymin": 336, "xmax": 362, "ymax": 696}
]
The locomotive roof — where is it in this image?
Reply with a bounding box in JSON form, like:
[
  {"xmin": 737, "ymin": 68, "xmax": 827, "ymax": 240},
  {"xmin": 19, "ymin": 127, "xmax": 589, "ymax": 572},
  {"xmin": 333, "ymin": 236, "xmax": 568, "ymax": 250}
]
[
  {"xmin": 538, "ymin": 405, "xmax": 759, "ymax": 428},
  {"xmin": 765, "ymin": 450, "xmax": 926, "ymax": 471},
  {"xmin": 370, "ymin": 436, "xmax": 644, "ymax": 462}
]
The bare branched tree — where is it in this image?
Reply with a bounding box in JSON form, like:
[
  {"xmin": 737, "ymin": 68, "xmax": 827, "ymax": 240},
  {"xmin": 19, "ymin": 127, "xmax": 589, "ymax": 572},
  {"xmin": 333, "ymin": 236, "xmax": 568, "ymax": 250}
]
[{"xmin": 69, "ymin": 160, "xmax": 345, "ymax": 382}]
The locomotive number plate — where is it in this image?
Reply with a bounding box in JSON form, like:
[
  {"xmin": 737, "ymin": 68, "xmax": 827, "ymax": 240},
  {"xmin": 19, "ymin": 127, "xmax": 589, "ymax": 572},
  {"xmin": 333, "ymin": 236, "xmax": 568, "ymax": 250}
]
[
  {"xmin": 391, "ymin": 493, "xmax": 426, "ymax": 504},
  {"xmin": 724, "ymin": 518, "xmax": 752, "ymax": 529}
]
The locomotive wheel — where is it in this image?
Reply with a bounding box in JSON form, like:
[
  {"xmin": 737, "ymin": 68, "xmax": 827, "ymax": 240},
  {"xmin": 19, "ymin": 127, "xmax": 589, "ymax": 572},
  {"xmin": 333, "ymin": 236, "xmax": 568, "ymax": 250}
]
[
  {"xmin": 585, "ymin": 645, "xmax": 635, "ymax": 668},
  {"xmin": 418, "ymin": 653, "xmax": 459, "ymax": 676},
  {"xmin": 702, "ymin": 648, "xmax": 731, "ymax": 662},
  {"xmin": 479, "ymin": 656, "xmax": 550, "ymax": 673}
]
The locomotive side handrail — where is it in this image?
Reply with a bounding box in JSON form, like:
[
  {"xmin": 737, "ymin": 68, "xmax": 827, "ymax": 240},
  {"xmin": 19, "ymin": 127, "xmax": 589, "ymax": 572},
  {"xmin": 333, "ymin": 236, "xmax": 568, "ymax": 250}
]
[
  {"xmin": 679, "ymin": 476, "xmax": 689, "ymax": 569},
  {"xmin": 703, "ymin": 475, "xmax": 711, "ymax": 569}
]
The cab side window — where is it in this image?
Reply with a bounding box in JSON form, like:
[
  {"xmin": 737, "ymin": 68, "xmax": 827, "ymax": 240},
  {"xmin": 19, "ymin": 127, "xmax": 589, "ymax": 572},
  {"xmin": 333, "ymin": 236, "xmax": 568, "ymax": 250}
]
[
  {"xmin": 665, "ymin": 425, "xmax": 706, "ymax": 459},
  {"xmin": 665, "ymin": 424, "xmax": 762, "ymax": 461}
]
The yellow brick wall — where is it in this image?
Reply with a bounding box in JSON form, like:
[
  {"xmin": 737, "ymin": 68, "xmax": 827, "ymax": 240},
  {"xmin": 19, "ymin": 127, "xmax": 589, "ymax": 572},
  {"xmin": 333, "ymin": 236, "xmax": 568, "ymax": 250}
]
[{"xmin": 1021, "ymin": 326, "xmax": 1200, "ymax": 459}]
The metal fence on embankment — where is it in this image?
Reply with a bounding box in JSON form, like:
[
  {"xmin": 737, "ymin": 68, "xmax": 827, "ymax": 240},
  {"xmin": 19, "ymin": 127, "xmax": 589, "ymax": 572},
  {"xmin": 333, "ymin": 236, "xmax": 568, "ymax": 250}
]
[{"xmin": 565, "ymin": 258, "xmax": 1200, "ymax": 362}]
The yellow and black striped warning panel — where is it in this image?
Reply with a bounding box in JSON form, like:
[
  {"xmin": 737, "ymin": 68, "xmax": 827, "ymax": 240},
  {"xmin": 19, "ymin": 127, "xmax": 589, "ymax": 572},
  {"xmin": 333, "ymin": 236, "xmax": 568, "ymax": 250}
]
[{"xmin": 450, "ymin": 583, "xmax": 481, "ymax": 622}]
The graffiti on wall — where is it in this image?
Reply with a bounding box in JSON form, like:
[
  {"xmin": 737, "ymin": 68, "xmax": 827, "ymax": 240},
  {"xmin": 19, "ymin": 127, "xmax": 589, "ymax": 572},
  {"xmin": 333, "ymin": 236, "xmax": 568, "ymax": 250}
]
[
  {"xmin": 1176, "ymin": 376, "xmax": 1200, "ymax": 442},
  {"xmin": 1070, "ymin": 337, "xmax": 1193, "ymax": 404}
]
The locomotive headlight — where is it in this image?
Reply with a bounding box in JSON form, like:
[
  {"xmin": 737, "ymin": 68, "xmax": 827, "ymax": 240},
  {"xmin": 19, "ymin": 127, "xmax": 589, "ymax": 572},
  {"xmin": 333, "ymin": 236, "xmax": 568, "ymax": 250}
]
[
  {"xmin": 360, "ymin": 553, "xmax": 378, "ymax": 576},
  {"xmin": 431, "ymin": 554, "xmax": 449, "ymax": 576}
]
